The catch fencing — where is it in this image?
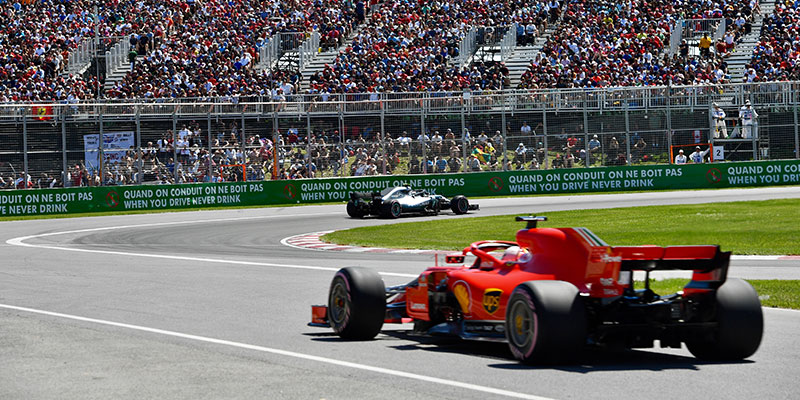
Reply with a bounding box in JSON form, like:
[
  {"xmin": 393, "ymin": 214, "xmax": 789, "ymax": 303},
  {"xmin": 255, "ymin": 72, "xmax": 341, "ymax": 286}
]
[{"xmin": 0, "ymin": 81, "xmax": 798, "ymax": 190}]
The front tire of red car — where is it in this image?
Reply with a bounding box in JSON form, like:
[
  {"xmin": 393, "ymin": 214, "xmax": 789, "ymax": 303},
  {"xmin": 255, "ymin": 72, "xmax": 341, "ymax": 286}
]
[
  {"xmin": 328, "ymin": 267, "xmax": 386, "ymax": 340},
  {"xmin": 686, "ymin": 278, "xmax": 763, "ymax": 361},
  {"xmin": 505, "ymin": 281, "xmax": 586, "ymax": 364}
]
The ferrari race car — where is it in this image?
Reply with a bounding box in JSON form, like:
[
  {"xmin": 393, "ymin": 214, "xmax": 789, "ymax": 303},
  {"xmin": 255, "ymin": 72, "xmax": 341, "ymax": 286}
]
[
  {"xmin": 346, "ymin": 186, "xmax": 478, "ymax": 218},
  {"xmin": 311, "ymin": 217, "xmax": 763, "ymax": 364}
]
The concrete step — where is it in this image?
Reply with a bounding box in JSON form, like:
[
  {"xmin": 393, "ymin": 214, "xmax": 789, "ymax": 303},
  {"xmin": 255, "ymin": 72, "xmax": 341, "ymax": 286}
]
[{"xmin": 103, "ymin": 62, "xmax": 132, "ymax": 90}]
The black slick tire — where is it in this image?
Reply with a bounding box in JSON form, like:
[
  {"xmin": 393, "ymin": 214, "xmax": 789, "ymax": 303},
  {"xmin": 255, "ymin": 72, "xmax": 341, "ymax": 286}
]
[
  {"xmin": 327, "ymin": 267, "xmax": 386, "ymax": 340},
  {"xmin": 346, "ymin": 201, "xmax": 364, "ymax": 218},
  {"xmin": 450, "ymin": 195, "xmax": 469, "ymax": 214},
  {"xmin": 505, "ymin": 280, "xmax": 586, "ymax": 364},
  {"xmin": 686, "ymin": 278, "xmax": 763, "ymax": 361},
  {"xmin": 381, "ymin": 200, "xmax": 402, "ymax": 218}
]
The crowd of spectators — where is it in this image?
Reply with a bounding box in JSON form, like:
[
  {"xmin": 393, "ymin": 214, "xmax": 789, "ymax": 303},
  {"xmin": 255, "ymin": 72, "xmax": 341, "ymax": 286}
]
[
  {"xmin": 748, "ymin": 0, "xmax": 800, "ymax": 82},
  {"xmin": 105, "ymin": 0, "xmax": 362, "ymax": 98},
  {"xmin": 306, "ymin": 0, "xmax": 562, "ymax": 95},
  {"xmin": 0, "ymin": 0, "xmax": 105, "ymax": 101},
  {"xmin": 0, "ymin": 0, "xmax": 777, "ymax": 102},
  {"xmin": 518, "ymin": 0, "xmax": 758, "ymax": 89},
  {"xmin": 1, "ymin": 0, "xmax": 362, "ymax": 101}
]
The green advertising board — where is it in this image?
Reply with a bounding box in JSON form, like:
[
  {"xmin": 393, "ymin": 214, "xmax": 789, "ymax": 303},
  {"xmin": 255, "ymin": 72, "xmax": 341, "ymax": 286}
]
[{"xmin": 1, "ymin": 160, "xmax": 799, "ymax": 217}]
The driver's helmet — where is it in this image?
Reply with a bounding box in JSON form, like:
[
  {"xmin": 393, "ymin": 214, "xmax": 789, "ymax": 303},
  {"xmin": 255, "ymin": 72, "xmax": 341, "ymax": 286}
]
[{"xmin": 501, "ymin": 246, "xmax": 523, "ymax": 262}]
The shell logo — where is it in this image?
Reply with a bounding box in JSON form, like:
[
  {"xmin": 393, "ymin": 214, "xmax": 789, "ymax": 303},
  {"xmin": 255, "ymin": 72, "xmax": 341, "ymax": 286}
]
[{"xmin": 452, "ymin": 281, "xmax": 471, "ymax": 315}]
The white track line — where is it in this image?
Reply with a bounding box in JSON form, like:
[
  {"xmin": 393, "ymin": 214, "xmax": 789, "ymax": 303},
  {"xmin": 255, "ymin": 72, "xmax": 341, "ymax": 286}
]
[
  {"xmin": 0, "ymin": 303, "xmax": 554, "ymax": 400},
  {"xmin": 5, "ymin": 217, "xmax": 417, "ymax": 279}
]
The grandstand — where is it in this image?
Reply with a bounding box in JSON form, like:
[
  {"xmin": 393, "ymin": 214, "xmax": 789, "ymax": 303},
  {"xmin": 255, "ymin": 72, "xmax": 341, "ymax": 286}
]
[{"xmin": 0, "ymin": 0, "xmax": 798, "ymax": 189}]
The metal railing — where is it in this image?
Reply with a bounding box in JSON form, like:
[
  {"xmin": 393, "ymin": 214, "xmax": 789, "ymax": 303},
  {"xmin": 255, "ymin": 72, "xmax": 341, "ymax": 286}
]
[
  {"xmin": 669, "ymin": 18, "xmax": 725, "ymax": 55},
  {"xmin": 0, "ymin": 81, "xmax": 797, "ymax": 190},
  {"xmin": 499, "ymin": 25, "xmax": 517, "ymax": 61},
  {"xmin": 712, "ymin": 19, "xmax": 727, "ymax": 43},
  {"xmin": 299, "ymin": 31, "xmax": 321, "ymax": 70},
  {"xmin": 455, "ymin": 27, "xmax": 479, "ymax": 69},
  {"xmin": 1, "ymin": 81, "xmax": 797, "ymax": 116},
  {"xmin": 257, "ymin": 34, "xmax": 280, "ymax": 71},
  {"xmin": 104, "ymin": 39, "xmax": 131, "ymax": 79},
  {"xmin": 66, "ymin": 39, "xmax": 95, "ymax": 76},
  {"xmin": 669, "ymin": 20, "xmax": 682, "ymax": 55}
]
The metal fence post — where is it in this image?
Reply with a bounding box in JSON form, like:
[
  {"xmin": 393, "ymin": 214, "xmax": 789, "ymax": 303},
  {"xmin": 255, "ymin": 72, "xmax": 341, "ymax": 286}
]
[
  {"xmin": 583, "ymin": 94, "xmax": 589, "ymax": 168},
  {"xmin": 666, "ymin": 86, "xmax": 673, "ymax": 162},
  {"xmin": 795, "ymin": 99, "xmax": 799, "ymax": 159},
  {"xmin": 22, "ymin": 115, "xmax": 28, "ymax": 189},
  {"xmin": 272, "ymin": 110, "xmax": 279, "ymax": 179},
  {"xmin": 625, "ymin": 103, "xmax": 632, "ymax": 164},
  {"xmin": 502, "ymin": 89, "xmax": 508, "ymax": 171},
  {"xmin": 380, "ymin": 100, "xmax": 386, "ymax": 175},
  {"xmin": 542, "ymin": 108, "xmax": 548, "ymax": 169},
  {"xmin": 172, "ymin": 111, "xmax": 178, "ymax": 183},
  {"xmin": 241, "ymin": 111, "xmax": 247, "ymax": 177},
  {"xmin": 136, "ymin": 104, "xmax": 142, "ymax": 184},
  {"xmin": 99, "ymin": 111, "xmax": 104, "ymax": 184},
  {"xmin": 207, "ymin": 113, "xmax": 212, "ymax": 181},
  {"xmin": 61, "ymin": 111, "xmax": 67, "ymax": 187},
  {"xmin": 306, "ymin": 107, "xmax": 313, "ymax": 177},
  {"xmin": 338, "ymin": 104, "xmax": 344, "ymax": 177},
  {"xmin": 461, "ymin": 97, "xmax": 468, "ymax": 172},
  {"xmin": 421, "ymin": 103, "xmax": 427, "ymax": 174},
  {"xmin": 708, "ymin": 93, "xmax": 714, "ymax": 146}
]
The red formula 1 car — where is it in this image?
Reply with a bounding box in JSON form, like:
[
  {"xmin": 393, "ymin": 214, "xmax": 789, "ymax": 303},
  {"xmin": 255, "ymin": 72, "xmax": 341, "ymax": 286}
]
[{"xmin": 311, "ymin": 217, "xmax": 763, "ymax": 364}]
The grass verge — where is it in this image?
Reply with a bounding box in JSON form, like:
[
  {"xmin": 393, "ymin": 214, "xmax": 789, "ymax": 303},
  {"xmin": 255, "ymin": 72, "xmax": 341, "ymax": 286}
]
[
  {"xmin": 323, "ymin": 199, "xmax": 800, "ymax": 255},
  {"xmin": 646, "ymin": 279, "xmax": 799, "ymax": 310}
]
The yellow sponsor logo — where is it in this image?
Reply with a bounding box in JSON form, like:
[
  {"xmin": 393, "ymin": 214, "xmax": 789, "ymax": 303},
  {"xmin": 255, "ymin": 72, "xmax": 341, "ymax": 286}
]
[
  {"xmin": 482, "ymin": 288, "xmax": 503, "ymax": 314},
  {"xmin": 453, "ymin": 282, "xmax": 471, "ymax": 315}
]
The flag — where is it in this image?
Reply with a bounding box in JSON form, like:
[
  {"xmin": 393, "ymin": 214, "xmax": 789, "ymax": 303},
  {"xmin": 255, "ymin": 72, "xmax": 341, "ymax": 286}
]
[{"xmin": 32, "ymin": 105, "xmax": 53, "ymax": 121}]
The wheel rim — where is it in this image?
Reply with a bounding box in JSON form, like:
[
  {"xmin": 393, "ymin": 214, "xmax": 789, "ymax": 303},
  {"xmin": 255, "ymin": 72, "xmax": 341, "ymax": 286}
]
[
  {"xmin": 458, "ymin": 199, "xmax": 468, "ymax": 213},
  {"xmin": 508, "ymin": 299, "xmax": 535, "ymax": 349},
  {"xmin": 329, "ymin": 281, "xmax": 350, "ymax": 325},
  {"xmin": 391, "ymin": 202, "xmax": 401, "ymax": 217}
]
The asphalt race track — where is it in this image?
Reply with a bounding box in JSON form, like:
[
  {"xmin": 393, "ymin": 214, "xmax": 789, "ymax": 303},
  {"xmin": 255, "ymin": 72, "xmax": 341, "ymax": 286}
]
[{"xmin": 1, "ymin": 187, "xmax": 799, "ymax": 399}]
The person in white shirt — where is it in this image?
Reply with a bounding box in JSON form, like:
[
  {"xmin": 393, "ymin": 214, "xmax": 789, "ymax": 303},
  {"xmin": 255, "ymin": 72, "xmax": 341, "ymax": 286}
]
[
  {"xmin": 514, "ymin": 142, "xmax": 527, "ymax": 167},
  {"xmin": 712, "ymin": 103, "xmax": 728, "ymax": 138},
  {"xmin": 674, "ymin": 149, "xmax": 687, "ymax": 164},
  {"xmin": 739, "ymin": 100, "xmax": 758, "ymax": 138},
  {"xmin": 690, "ymin": 146, "xmax": 709, "ymax": 163},
  {"xmin": 520, "ymin": 122, "xmax": 532, "ymax": 136}
]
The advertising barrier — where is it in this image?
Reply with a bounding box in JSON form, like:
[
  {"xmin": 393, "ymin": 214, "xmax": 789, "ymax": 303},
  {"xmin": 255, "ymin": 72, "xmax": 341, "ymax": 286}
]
[{"xmin": 1, "ymin": 160, "xmax": 799, "ymax": 217}]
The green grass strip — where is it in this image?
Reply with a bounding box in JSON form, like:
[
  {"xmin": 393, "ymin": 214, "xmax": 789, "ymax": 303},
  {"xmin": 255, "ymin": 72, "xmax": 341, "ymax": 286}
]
[
  {"xmin": 323, "ymin": 199, "xmax": 800, "ymax": 255},
  {"xmin": 646, "ymin": 279, "xmax": 799, "ymax": 310}
]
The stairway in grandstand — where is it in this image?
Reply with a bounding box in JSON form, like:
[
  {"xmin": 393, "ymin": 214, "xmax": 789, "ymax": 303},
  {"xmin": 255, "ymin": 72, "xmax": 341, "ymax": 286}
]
[
  {"xmin": 726, "ymin": 0, "xmax": 776, "ymax": 82},
  {"xmin": 506, "ymin": 27, "xmax": 556, "ymax": 87},
  {"xmin": 506, "ymin": 6, "xmax": 567, "ymax": 88},
  {"xmin": 104, "ymin": 62, "xmax": 131, "ymax": 92},
  {"xmin": 298, "ymin": 9, "xmax": 377, "ymax": 94},
  {"xmin": 297, "ymin": 47, "xmax": 343, "ymax": 94}
]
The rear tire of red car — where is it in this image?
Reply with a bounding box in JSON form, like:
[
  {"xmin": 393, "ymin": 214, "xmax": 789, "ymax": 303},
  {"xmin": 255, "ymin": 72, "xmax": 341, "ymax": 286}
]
[
  {"xmin": 381, "ymin": 200, "xmax": 402, "ymax": 218},
  {"xmin": 450, "ymin": 196, "xmax": 469, "ymax": 215},
  {"xmin": 686, "ymin": 278, "xmax": 763, "ymax": 361},
  {"xmin": 505, "ymin": 280, "xmax": 586, "ymax": 364},
  {"xmin": 346, "ymin": 201, "xmax": 364, "ymax": 218},
  {"xmin": 328, "ymin": 267, "xmax": 386, "ymax": 340}
]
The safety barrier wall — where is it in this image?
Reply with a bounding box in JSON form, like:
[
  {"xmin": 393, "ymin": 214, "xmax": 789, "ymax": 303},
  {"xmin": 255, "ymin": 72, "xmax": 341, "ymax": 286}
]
[{"xmin": 1, "ymin": 159, "xmax": 798, "ymax": 217}]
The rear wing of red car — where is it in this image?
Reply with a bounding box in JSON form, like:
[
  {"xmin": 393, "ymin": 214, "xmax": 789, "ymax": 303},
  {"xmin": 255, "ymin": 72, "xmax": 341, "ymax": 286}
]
[{"xmin": 614, "ymin": 245, "xmax": 730, "ymax": 292}]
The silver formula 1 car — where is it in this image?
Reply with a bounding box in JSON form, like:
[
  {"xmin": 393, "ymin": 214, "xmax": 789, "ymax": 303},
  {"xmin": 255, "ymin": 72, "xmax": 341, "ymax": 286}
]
[{"xmin": 346, "ymin": 186, "xmax": 479, "ymax": 218}]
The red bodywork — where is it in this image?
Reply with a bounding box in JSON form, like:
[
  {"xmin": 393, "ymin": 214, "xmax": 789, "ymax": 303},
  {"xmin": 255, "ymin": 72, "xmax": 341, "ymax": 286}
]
[{"xmin": 399, "ymin": 226, "xmax": 723, "ymax": 324}]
